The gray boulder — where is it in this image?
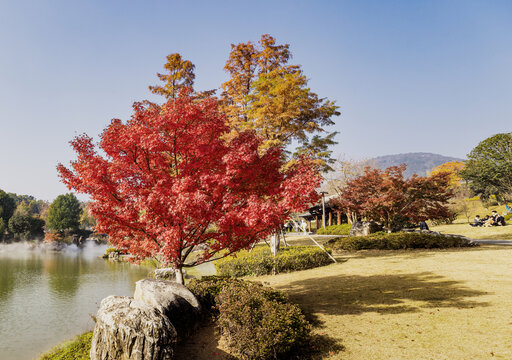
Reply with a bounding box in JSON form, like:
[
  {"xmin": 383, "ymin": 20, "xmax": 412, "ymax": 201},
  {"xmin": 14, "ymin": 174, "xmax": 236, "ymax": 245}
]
[
  {"xmin": 90, "ymin": 295, "xmax": 177, "ymax": 360},
  {"xmin": 134, "ymin": 279, "xmax": 201, "ymax": 340},
  {"xmin": 153, "ymin": 268, "xmax": 177, "ymax": 281},
  {"xmin": 349, "ymin": 221, "xmax": 383, "ymax": 236},
  {"xmin": 108, "ymin": 251, "xmax": 120, "ymax": 261}
]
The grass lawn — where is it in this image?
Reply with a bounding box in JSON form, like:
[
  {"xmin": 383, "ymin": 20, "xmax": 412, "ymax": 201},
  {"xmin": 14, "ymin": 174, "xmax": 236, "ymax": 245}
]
[
  {"xmin": 429, "ymin": 200, "xmax": 512, "ymax": 240},
  {"xmin": 254, "ymin": 246, "xmax": 512, "ymax": 359},
  {"xmin": 431, "ymin": 222, "xmax": 512, "ymax": 240},
  {"xmin": 177, "ymin": 245, "xmax": 512, "ymax": 359},
  {"xmin": 430, "ymin": 218, "xmax": 512, "ymax": 240}
]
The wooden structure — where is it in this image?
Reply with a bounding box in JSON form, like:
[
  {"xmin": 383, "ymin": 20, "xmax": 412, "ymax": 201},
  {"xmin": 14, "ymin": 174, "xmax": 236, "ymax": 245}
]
[{"xmin": 298, "ymin": 201, "xmax": 347, "ymax": 232}]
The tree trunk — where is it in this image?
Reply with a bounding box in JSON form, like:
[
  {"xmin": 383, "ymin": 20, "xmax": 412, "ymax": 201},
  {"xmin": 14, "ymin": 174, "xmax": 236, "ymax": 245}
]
[
  {"xmin": 270, "ymin": 232, "xmax": 280, "ymax": 256},
  {"xmin": 348, "ymin": 211, "xmax": 358, "ymax": 224},
  {"xmin": 175, "ymin": 267, "xmax": 184, "ymax": 285},
  {"xmin": 270, "ymin": 231, "xmax": 281, "ymax": 275}
]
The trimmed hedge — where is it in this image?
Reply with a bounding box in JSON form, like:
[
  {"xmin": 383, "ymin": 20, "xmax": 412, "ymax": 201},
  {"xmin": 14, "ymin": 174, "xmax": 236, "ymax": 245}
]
[
  {"xmin": 215, "ymin": 246, "xmax": 332, "ymax": 277},
  {"xmin": 188, "ymin": 278, "xmax": 311, "ymax": 360},
  {"xmin": 316, "ymin": 224, "xmax": 351, "ymax": 235},
  {"xmin": 327, "ymin": 232, "xmax": 475, "ymax": 251}
]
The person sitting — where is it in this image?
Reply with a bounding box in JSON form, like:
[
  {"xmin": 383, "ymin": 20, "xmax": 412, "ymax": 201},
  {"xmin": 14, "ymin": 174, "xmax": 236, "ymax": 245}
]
[
  {"xmin": 489, "ymin": 210, "xmax": 506, "ymax": 226},
  {"xmin": 470, "ymin": 215, "xmax": 483, "ymax": 227},
  {"xmin": 483, "ymin": 215, "xmax": 494, "ymax": 227},
  {"xmin": 494, "ymin": 212, "xmax": 507, "ymax": 226},
  {"xmin": 419, "ymin": 221, "xmax": 429, "ymax": 231}
]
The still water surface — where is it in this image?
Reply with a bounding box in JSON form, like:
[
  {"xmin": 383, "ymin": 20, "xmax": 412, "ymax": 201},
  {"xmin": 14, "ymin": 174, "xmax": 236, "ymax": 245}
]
[{"xmin": 0, "ymin": 242, "xmax": 151, "ymax": 360}]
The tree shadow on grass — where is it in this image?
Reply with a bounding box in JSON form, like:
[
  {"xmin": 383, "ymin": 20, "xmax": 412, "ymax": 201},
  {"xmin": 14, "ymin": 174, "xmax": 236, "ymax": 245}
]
[
  {"xmin": 293, "ymin": 333, "xmax": 346, "ymax": 360},
  {"xmin": 274, "ymin": 271, "xmax": 490, "ymax": 317}
]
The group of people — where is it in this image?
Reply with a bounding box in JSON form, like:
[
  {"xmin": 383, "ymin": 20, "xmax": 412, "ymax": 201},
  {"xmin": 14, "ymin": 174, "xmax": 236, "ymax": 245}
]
[{"xmin": 471, "ymin": 210, "xmax": 507, "ymax": 227}]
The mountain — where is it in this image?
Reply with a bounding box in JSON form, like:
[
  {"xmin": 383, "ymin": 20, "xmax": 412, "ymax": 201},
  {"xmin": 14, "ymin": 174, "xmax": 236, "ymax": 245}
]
[{"xmin": 371, "ymin": 152, "xmax": 465, "ymax": 178}]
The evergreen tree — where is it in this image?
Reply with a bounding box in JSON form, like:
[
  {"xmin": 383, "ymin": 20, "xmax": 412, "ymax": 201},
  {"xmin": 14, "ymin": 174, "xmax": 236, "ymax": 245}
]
[{"xmin": 47, "ymin": 193, "xmax": 82, "ymax": 231}]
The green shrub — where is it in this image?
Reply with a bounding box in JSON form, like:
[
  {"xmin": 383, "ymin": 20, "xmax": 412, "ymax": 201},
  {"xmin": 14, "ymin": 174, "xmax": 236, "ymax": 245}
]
[
  {"xmin": 504, "ymin": 213, "xmax": 512, "ymax": 222},
  {"xmin": 316, "ymin": 223, "xmax": 351, "ymax": 235},
  {"xmin": 187, "ymin": 276, "xmax": 234, "ymax": 315},
  {"xmin": 327, "ymin": 232, "xmax": 475, "ymax": 251},
  {"xmin": 215, "ymin": 246, "xmax": 332, "ymax": 277},
  {"xmin": 188, "ymin": 278, "xmax": 311, "ymax": 360},
  {"xmin": 38, "ymin": 331, "xmax": 92, "ymax": 360}
]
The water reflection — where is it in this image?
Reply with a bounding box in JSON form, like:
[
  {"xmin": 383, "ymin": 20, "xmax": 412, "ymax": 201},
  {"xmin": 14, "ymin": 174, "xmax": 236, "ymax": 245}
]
[
  {"xmin": 45, "ymin": 255, "xmax": 81, "ymax": 297},
  {"xmin": 0, "ymin": 258, "xmax": 17, "ymax": 301},
  {"xmin": 0, "ymin": 242, "xmax": 151, "ymax": 360},
  {"xmin": 0, "ymin": 254, "xmax": 42, "ymax": 302}
]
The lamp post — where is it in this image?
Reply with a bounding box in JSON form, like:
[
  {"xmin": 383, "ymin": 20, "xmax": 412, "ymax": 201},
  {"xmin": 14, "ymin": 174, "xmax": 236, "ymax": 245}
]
[{"xmin": 320, "ymin": 191, "xmax": 328, "ymax": 229}]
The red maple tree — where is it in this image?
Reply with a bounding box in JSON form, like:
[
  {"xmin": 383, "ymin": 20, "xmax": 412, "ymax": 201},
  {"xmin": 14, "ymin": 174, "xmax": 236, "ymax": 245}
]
[
  {"xmin": 57, "ymin": 91, "xmax": 320, "ymax": 283},
  {"xmin": 335, "ymin": 165, "xmax": 453, "ymax": 231}
]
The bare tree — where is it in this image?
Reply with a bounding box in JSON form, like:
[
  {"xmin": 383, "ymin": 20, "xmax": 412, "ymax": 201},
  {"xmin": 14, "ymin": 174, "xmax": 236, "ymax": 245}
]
[
  {"xmin": 322, "ymin": 156, "xmax": 377, "ymax": 223},
  {"xmin": 323, "ymin": 155, "xmax": 377, "ymax": 195}
]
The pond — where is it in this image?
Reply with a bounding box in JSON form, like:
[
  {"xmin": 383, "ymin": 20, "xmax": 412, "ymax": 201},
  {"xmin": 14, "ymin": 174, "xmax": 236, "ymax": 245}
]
[{"xmin": 0, "ymin": 242, "xmax": 151, "ymax": 360}]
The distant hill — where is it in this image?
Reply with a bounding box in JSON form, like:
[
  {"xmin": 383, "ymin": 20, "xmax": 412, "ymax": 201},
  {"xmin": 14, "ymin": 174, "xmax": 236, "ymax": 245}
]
[{"xmin": 371, "ymin": 152, "xmax": 465, "ymax": 178}]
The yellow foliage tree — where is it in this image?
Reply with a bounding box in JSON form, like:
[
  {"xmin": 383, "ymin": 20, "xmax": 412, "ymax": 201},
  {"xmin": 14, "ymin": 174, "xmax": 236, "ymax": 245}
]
[
  {"xmin": 430, "ymin": 161, "xmax": 465, "ymax": 188},
  {"xmin": 149, "ymin": 53, "xmax": 195, "ymax": 99}
]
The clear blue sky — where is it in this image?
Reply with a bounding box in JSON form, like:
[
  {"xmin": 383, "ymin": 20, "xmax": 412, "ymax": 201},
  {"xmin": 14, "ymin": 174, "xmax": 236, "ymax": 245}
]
[{"xmin": 1, "ymin": 0, "xmax": 511, "ymax": 201}]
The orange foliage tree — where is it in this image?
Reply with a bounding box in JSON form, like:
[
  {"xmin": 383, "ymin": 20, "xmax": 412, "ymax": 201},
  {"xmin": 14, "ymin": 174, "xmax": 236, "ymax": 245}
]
[{"xmin": 221, "ymin": 35, "xmax": 339, "ymax": 170}]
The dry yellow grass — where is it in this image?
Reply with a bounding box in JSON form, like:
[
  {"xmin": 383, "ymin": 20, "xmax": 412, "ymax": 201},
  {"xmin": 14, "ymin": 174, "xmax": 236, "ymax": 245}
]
[
  {"xmin": 179, "ymin": 246, "xmax": 512, "ymax": 359},
  {"xmin": 254, "ymin": 246, "xmax": 512, "ymax": 360},
  {"xmin": 450, "ymin": 199, "xmax": 508, "ymax": 223},
  {"xmin": 432, "ymin": 200, "xmax": 512, "ymax": 239},
  {"xmin": 431, "ymin": 222, "xmax": 512, "ymax": 240}
]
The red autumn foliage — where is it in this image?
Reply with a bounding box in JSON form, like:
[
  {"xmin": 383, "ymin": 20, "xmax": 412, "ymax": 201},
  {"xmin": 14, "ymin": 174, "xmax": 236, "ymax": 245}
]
[
  {"xmin": 57, "ymin": 91, "xmax": 320, "ymax": 277},
  {"xmin": 335, "ymin": 165, "xmax": 453, "ymax": 230}
]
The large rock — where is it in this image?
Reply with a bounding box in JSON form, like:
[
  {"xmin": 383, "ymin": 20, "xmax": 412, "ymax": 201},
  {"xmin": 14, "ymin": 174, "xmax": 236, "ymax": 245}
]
[
  {"xmin": 153, "ymin": 268, "xmax": 177, "ymax": 281},
  {"xmin": 134, "ymin": 279, "xmax": 201, "ymax": 340},
  {"xmin": 90, "ymin": 295, "xmax": 177, "ymax": 360},
  {"xmin": 349, "ymin": 221, "xmax": 383, "ymax": 237},
  {"xmin": 108, "ymin": 251, "xmax": 120, "ymax": 261}
]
